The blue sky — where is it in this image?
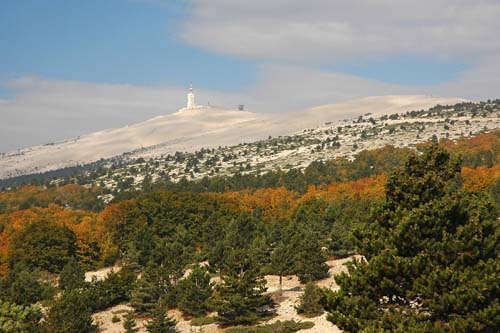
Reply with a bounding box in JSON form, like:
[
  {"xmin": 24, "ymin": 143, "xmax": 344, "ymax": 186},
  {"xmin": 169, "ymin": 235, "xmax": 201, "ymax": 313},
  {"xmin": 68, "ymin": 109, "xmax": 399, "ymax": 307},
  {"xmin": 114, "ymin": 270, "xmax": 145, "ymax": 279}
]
[
  {"xmin": 0, "ymin": 0, "xmax": 256, "ymax": 97},
  {"xmin": 0, "ymin": 0, "xmax": 471, "ymax": 99}
]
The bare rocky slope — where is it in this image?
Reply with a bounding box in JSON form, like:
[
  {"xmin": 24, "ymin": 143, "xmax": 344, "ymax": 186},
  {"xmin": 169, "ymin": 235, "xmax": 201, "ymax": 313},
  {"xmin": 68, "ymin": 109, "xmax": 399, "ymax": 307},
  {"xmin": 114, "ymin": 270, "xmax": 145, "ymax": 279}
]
[{"xmin": 0, "ymin": 95, "xmax": 465, "ymax": 180}]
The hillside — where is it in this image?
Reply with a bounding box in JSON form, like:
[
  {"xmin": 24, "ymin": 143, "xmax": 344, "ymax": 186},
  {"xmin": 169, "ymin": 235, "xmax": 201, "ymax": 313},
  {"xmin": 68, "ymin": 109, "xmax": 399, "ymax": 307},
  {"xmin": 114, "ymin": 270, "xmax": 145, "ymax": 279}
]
[
  {"xmin": 1, "ymin": 118, "xmax": 499, "ymax": 333},
  {"xmin": 32, "ymin": 98, "xmax": 498, "ymax": 201},
  {"xmin": 0, "ymin": 95, "xmax": 466, "ymax": 180}
]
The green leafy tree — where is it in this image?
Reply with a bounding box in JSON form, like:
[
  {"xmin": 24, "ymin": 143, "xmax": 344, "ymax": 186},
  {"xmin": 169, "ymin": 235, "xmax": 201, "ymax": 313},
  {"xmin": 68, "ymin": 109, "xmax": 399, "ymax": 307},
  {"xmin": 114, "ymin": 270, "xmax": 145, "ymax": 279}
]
[
  {"xmin": 326, "ymin": 145, "xmax": 500, "ymax": 332},
  {"xmin": 144, "ymin": 304, "xmax": 177, "ymax": 333},
  {"xmin": 0, "ymin": 300, "xmax": 42, "ymax": 333},
  {"xmin": 296, "ymin": 283, "xmax": 324, "ymax": 318},
  {"xmin": 9, "ymin": 220, "xmax": 77, "ymax": 273},
  {"xmin": 0, "ymin": 264, "xmax": 54, "ymax": 305},
  {"xmin": 41, "ymin": 290, "xmax": 97, "ymax": 333},
  {"xmin": 59, "ymin": 258, "xmax": 85, "ymax": 290},
  {"xmin": 122, "ymin": 311, "xmax": 139, "ymax": 333},
  {"xmin": 177, "ymin": 265, "xmax": 213, "ymax": 317}
]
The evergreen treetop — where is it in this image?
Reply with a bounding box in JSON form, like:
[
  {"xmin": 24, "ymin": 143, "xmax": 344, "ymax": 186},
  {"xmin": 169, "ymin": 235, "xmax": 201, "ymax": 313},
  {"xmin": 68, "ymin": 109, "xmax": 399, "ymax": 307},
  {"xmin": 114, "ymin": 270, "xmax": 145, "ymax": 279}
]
[{"xmin": 326, "ymin": 144, "xmax": 500, "ymax": 332}]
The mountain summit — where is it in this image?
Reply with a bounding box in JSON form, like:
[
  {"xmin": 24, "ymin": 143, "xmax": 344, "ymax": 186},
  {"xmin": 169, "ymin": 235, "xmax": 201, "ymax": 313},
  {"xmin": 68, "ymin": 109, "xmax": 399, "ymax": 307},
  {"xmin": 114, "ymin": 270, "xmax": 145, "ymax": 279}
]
[{"xmin": 0, "ymin": 95, "xmax": 466, "ymax": 179}]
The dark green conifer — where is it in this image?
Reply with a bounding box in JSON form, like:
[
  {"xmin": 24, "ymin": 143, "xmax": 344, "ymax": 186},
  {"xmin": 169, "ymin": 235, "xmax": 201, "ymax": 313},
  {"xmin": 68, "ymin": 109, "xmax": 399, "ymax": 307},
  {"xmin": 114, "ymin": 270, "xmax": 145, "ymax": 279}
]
[
  {"xmin": 130, "ymin": 262, "xmax": 174, "ymax": 315},
  {"xmin": 296, "ymin": 283, "xmax": 324, "ymax": 318},
  {"xmin": 59, "ymin": 258, "xmax": 85, "ymax": 290},
  {"xmin": 326, "ymin": 145, "xmax": 500, "ymax": 332},
  {"xmin": 144, "ymin": 304, "xmax": 177, "ymax": 333},
  {"xmin": 292, "ymin": 226, "xmax": 329, "ymax": 283},
  {"xmin": 270, "ymin": 241, "xmax": 294, "ymax": 293},
  {"xmin": 122, "ymin": 310, "xmax": 139, "ymax": 333},
  {"xmin": 214, "ymin": 213, "xmax": 272, "ymax": 326},
  {"xmin": 1, "ymin": 263, "xmax": 54, "ymax": 305},
  {"xmin": 176, "ymin": 265, "xmax": 213, "ymax": 317},
  {"xmin": 41, "ymin": 290, "xmax": 97, "ymax": 333}
]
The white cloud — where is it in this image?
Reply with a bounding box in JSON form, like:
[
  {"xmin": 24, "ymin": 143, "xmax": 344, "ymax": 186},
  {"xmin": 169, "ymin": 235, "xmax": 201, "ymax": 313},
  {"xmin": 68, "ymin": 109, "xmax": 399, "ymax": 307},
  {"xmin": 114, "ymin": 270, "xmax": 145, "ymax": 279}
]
[
  {"xmin": 0, "ymin": 78, "xmax": 185, "ymax": 151},
  {"xmin": 180, "ymin": 0, "xmax": 500, "ymax": 63},
  {"xmin": 5, "ymin": 58, "xmax": 498, "ymax": 152}
]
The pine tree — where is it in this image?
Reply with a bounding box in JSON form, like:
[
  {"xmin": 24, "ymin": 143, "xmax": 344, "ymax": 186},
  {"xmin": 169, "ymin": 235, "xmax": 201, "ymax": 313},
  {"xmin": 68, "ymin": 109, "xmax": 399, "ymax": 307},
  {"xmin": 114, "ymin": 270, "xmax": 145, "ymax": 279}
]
[
  {"xmin": 144, "ymin": 304, "xmax": 177, "ymax": 333},
  {"xmin": 176, "ymin": 265, "xmax": 213, "ymax": 317},
  {"xmin": 59, "ymin": 258, "xmax": 85, "ymax": 290},
  {"xmin": 0, "ymin": 299, "xmax": 42, "ymax": 333},
  {"xmin": 41, "ymin": 290, "xmax": 97, "ymax": 333},
  {"xmin": 292, "ymin": 225, "xmax": 329, "ymax": 283},
  {"xmin": 122, "ymin": 311, "xmax": 139, "ymax": 333},
  {"xmin": 214, "ymin": 247, "xmax": 272, "ymax": 326},
  {"xmin": 296, "ymin": 283, "xmax": 324, "ymax": 318},
  {"xmin": 130, "ymin": 262, "xmax": 174, "ymax": 315},
  {"xmin": 270, "ymin": 241, "xmax": 294, "ymax": 294},
  {"xmin": 213, "ymin": 213, "xmax": 272, "ymax": 326},
  {"xmin": 326, "ymin": 145, "xmax": 500, "ymax": 332},
  {"xmin": 2, "ymin": 263, "xmax": 54, "ymax": 305}
]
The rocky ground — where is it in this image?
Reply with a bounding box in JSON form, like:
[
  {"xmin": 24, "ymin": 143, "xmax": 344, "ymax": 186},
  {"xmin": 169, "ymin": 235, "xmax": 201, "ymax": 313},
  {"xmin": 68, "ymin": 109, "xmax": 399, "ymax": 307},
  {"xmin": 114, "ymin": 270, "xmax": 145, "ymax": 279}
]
[{"xmin": 91, "ymin": 256, "xmax": 360, "ymax": 333}]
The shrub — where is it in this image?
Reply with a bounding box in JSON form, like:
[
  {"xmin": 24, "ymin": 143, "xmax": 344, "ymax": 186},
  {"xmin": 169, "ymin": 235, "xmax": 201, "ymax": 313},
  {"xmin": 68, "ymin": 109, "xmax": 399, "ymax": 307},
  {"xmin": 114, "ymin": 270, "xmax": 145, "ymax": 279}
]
[
  {"xmin": 190, "ymin": 316, "xmax": 217, "ymax": 326},
  {"xmin": 0, "ymin": 300, "xmax": 42, "ymax": 333},
  {"xmin": 296, "ymin": 283, "xmax": 324, "ymax": 318},
  {"xmin": 225, "ymin": 320, "xmax": 314, "ymax": 333},
  {"xmin": 86, "ymin": 267, "xmax": 136, "ymax": 312}
]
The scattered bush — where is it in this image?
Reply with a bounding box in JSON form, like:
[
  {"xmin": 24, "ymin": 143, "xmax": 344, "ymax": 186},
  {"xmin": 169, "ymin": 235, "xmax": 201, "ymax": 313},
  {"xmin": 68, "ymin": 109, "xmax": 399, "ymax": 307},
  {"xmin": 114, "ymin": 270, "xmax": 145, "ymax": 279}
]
[
  {"xmin": 225, "ymin": 320, "xmax": 314, "ymax": 333},
  {"xmin": 190, "ymin": 316, "xmax": 217, "ymax": 326}
]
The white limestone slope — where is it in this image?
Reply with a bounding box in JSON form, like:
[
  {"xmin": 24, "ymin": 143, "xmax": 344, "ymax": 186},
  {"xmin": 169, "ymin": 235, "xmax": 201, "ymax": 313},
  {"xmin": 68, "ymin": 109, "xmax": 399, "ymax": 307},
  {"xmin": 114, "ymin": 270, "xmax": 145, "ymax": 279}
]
[{"xmin": 0, "ymin": 95, "xmax": 467, "ymax": 179}]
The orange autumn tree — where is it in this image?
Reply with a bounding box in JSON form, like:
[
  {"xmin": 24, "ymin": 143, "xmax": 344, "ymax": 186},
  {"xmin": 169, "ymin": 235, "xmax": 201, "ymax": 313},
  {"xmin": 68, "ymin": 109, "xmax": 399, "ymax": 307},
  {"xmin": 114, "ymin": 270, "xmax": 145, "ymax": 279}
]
[
  {"xmin": 221, "ymin": 187, "xmax": 299, "ymax": 222},
  {"xmin": 462, "ymin": 164, "xmax": 500, "ymax": 192},
  {"xmin": 0, "ymin": 204, "xmax": 107, "ymax": 274},
  {"xmin": 0, "ymin": 184, "xmax": 103, "ymax": 213},
  {"xmin": 441, "ymin": 130, "xmax": 500, "ymax": 166},
  {"xmin": 300, "ymin": 174, "xmax": 387, "ymax": 204}
]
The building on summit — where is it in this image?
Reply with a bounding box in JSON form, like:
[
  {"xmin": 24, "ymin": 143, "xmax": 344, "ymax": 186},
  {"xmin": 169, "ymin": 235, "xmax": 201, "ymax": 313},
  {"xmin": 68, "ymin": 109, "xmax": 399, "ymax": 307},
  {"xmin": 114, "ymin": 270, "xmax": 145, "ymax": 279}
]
[{"xmin": 187, "ymin": 84, "xmax": 196, "ymax": 109}]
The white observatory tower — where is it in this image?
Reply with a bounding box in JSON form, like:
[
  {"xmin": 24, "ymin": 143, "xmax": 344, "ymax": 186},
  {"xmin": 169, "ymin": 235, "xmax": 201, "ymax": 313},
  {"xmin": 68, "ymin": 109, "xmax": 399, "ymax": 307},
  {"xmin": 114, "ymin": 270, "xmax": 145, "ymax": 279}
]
[{"xmin": 187, "ymin": 84, "xmax": 196, "ymax": 109}]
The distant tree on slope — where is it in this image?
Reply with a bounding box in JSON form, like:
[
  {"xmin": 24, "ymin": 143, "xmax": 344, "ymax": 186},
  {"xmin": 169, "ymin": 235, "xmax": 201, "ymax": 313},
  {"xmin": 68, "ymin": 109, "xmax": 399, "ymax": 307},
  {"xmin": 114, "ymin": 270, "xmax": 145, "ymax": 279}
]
[{"xmin": 144, "ymin": 303, "xmax": 177, "ymax": 333}]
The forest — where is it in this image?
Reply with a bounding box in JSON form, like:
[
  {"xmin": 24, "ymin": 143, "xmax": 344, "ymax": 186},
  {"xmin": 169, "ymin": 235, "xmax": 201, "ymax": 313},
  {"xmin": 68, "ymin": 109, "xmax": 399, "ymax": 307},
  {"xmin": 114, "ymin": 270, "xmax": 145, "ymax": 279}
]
[{"xmin": 0, "ymin": 131, "xmax": 499, "ymax": 332}]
